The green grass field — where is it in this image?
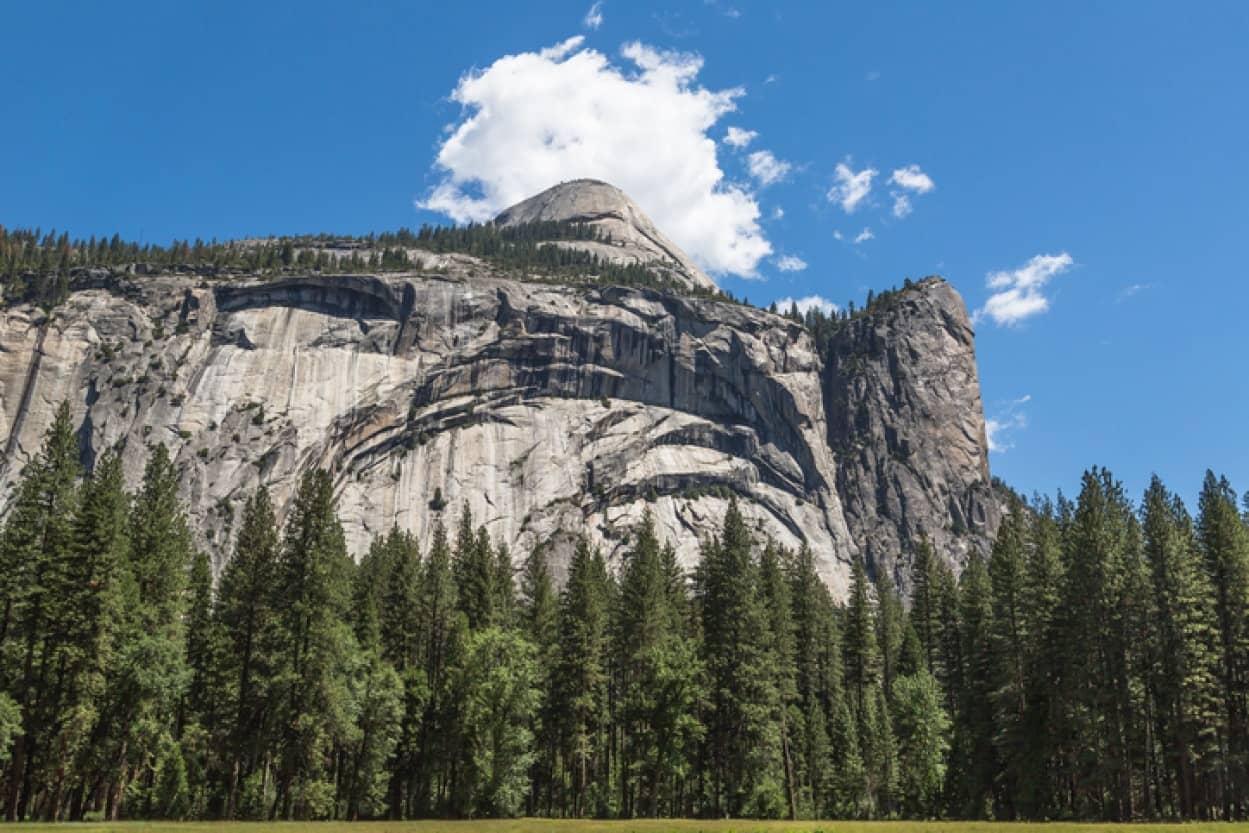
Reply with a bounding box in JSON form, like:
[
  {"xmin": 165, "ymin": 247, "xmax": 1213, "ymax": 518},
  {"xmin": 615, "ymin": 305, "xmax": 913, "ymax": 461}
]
[{"xmin": 6, "ymin": 822, "xmax": 1249, "ymax": 833}]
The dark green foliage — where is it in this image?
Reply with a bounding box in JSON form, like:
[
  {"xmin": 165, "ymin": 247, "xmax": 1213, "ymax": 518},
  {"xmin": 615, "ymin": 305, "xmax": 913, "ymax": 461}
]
[
  {"xmin": 615, "ymin": 511, "xmax": 704, "ymax": 818},
  {"xmin": 0, "ymin": 418, "xmax": 1247, "ymax": 822},
  {"xmin": 453, "ymin": 509, "xmax": 495, "ymax": 632},
  {"xmin": 696, "ymin": 500, "xmax": 785, "ymax": 818},
  {"xmin": 553, "ymin": 539, "xmax": 611, "ymax": 818},
  {"xmin": 214, "ymin": 486, "xmax": 280, "ymax": 819},
  {"xmin": 779, "ymin": 279, "xmax": 919, "ymax": 360},
  {"xmin": 950, "ymin": 549, "xmax": 996, "ymax": 817},
  {"xmin": 449, "ymin": 627, "xmax": 540, "ymax": 818},
  {"xmin": 1196, "ymin": 471, "xmax": 1249, "ymax": 816},
  {"xmin": 891, "ymin": 669, "xmax": 950, "ymax": 816},
  {"xmin": 270, "ymin": 469, "xmax": 355, "ymax": 818},
  {"xmin": 518, "ymin": 545, "xmax": 559, "ymax": 816},
  {"xmin": 1141, "ymin": 477, "xmax": 1220, "ymax": 818},
  {"xmin": 0, "ymin": 219, "xmax": 734, "ymax": 309}
]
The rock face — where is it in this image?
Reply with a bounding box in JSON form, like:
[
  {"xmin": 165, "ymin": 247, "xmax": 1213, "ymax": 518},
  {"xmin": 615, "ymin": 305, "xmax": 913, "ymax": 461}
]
[
  {"xmin": 825, "ymin": 278, "xmax": 999, "ymax": 589},
  {"xmin": 0, "ymin": 186, "xmax": 998, "ymax": 597},
  {"xmin": 495, "ymin": 180, "xmax": 718, "ymax": 293}
]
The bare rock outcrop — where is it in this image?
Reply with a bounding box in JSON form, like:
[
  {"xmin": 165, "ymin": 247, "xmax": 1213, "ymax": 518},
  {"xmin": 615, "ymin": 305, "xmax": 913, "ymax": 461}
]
[
  {"xmin": 495, "ymin": 179, "xmax": 718, "ymax": 293},
  {"xmin": 0, "ymin": 185, "xmax": 999, "ymax": 597},
  {"xmin": 0, "ymin": 269, "xmax": 858, "ymax": 592},
  {"xmin": 825, "ymin": 277, "xmax": 1000, "ymax": 588}
]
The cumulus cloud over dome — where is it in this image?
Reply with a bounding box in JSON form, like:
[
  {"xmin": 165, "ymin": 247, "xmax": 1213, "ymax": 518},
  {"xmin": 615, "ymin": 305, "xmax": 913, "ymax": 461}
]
[{"xmin": 419, "ymin": 37, "xmax": 773, "ymax": 277}]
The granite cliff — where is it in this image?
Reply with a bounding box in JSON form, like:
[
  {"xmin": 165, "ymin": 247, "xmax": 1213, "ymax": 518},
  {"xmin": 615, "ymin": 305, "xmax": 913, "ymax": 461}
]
[
  {"xmin": 825, "ymin": 279, "xmax": 1000, "ymax": 588},
  {"xmin": 0, "ymin": 182, "xmax": 998, "ymax": 595}
]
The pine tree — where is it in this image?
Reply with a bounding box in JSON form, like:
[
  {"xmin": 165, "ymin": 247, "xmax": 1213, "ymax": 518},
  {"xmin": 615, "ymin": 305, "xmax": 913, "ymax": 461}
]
[
  {"xmin": 362, "ymin": 526, "xmax": 423, "ymax": 820},
  {"xmin": 0, "ymin": 402, "xmax": 81, "ymax": 821},
  {"xmin": 351, "ymin": 533, "xmax": 393, "ymax": 655},
  {"xmin": 616, "ymin": 512, "xmax": 703, "ymax": 817},
  {"xmin": 1060, "ymin": 468, "xmax": 1141, "ymax": 820},
  {"xmin": 555, "ymin": 539, "xmax": 611, "ymax": 817},
  {"xmin": 697, "ymin": 501, "xmax": 784, "ymax": 818},
  {"xmin": 128, "ymin": 444, "xmax": 193, "ymax": 633},
  {"xmin": 1142, "ymin": 476, "xmax": 1220, "ymax": 818},
  {"xmin": 988, "ymin": 497, "xmax": 1030, "ymax": 817},
  {"xmin": 413, "ymin": 520, "xmax": 457, "ymax": 816},
  {"xmin": 271, "ymin": 469, "xmax": 356, "ymax": 818},
  {"xmin": 952, "ymin": 549, "xmax": 996, "ymax": 817},
  {"xmin": 862, "ymin": 679, "xmax": 898, "ymax": 814},
  {"xmin": 215, "ymin": 487, "xmax": 280, "ymax": 818},
  {"xmin": 492, "ymin": 543, "xmax": 515, "ymax": 629},
  {"xmin": 453, "ymin": 509, "xmax": 496, "ymax": 631},
  {"xmin": 181, "ymin": 549, "xmax": 227, "ymax": 819},
  {"xmin": 875, "ymin": 571, "xmax": 905, "ymax": 705},
  {"xmin": 57, "ymin": 451, "xmax": 129, "ymax": 821},
  {"xmin": 184, "ymin": 551, "xmax": 216, "ymax": 721},
  {"xmin": 841, "ymin": 556, "xmax": 888, "ymax": 815},
  {"xmin": 518, "ymin": 546, "xmax": 559, "ymax": 816},
  {"xmin": 930, "ymin": 553, "xmax": 964, "ymax": 718},
  {"xmin": 1196, "ymin": 471, "xmax": 1249, "ymax": 816},
  {"xmin": 759, "ymin": 543, "xmax": 800, "ymax": 819},
  {"xmin": 101, "ymin": 442, "xmax": 194, "ymax": 820},
  {"xmin": 380, "ymin": 528, "xmax": 422, "ymax": 672},
  {"xmin": 1017, "ymin": 496, "xmax": 1065, "ymax": 818},
  {"xmin": 787, "ymin": 542, "xmax": 839, "ymax": 815},
  {"xmin": 520, "ymin": 546, "xmax": 558, "ymax": 655}
]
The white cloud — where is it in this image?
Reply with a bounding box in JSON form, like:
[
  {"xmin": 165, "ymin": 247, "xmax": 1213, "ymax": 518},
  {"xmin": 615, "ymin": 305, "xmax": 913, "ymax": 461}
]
[
  {"xmin": 853, "ymin": 227, "xmax": 874, "ymax": 244},
  {"xmin": 827, "ymin": 161, "xmax": 877, "ymax": 213},
  {"xmin": 985, "ymin": 395, "xmax": 1031, "ymax": 453},
  {"xmin": 704, "ymin": 0, "xmax": 742, "ymax": 18},
  {"xmin": 724, "ymin": 126, "xmax": 756, "ymax": 148},
  {"xmin": 1118, "ymin": 282, "xmax": 1153, "ymax": 300},
  {"xmin": 775, "ymin": 254, "xmax": 807, "ymax": 272},
  {"xmin": 583, "ymin": 1, "xmax": 604, "ymax": 29},
  {"xmin": 773, "ymin": 294, "xmax": 838, "ymax": 316},
  {"xmin": 889, "ymin": 164, "xmax": 935, "ymax": 193},
  {"xmin": 974, "ymin": 253, "xmax": 1074, "ymax": 327},
  {"xmin": 892, "ymin": 193, "xmax": 912, "ymax": 218},
  {"xmin": 772, "ymin": 206, "xmax": 784, "ymax": 219},
  {"xmin": 539, "ymin": 35, "xmax": 585, "ymax": 60},
  {"xmin": 887, "ymin": 165, "xmax": 934, "ymax": 220},
  {"xmin": 747, "ymin": 150, "xmax": 791, "ymax": 186},
  {"xmin": 832, "ymin": 229, "xmax": 843, "ymax": 240},
  {"xmin": 419, "ymin": 39, "xmax": 771, "ymax": 277}
]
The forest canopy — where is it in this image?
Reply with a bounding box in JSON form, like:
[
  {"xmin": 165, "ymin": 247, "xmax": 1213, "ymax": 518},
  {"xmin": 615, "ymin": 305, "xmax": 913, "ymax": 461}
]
[
  {"xmin": 1, "ymin": 405, "xmax": 1248, "ymax": 822},
  {"xmin": 0, "ymin": 221, "xmax": 729, "ymax": 310}
]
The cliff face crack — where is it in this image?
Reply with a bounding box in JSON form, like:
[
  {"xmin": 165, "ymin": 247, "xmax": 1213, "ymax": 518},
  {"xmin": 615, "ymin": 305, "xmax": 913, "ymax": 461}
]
[{"xmin": 2, "ymin": 319, "xmax": 50, "ymax": 467}]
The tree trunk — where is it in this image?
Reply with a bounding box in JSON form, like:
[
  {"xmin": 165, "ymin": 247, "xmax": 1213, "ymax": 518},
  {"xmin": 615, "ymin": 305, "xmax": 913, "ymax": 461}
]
[
  {"xmin": 108, "ymin": 738, "xmax": 128, "ymax": 822},
  {"xmin": 781, "ymin": 709, "xmax": 798, "ymax": 820}
]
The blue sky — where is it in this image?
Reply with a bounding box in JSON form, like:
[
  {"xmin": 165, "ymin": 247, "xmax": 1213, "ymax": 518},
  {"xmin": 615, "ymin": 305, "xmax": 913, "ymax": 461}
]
[{"xmin": 3, "ymin": 0, "xmax": 1247, "ymax": 506}]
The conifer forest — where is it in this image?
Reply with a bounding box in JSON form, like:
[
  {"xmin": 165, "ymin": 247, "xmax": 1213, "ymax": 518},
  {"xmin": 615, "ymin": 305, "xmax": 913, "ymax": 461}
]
[{"xmin": 2, "ymin": 403, "xmax": 1248, "ymax": 823}]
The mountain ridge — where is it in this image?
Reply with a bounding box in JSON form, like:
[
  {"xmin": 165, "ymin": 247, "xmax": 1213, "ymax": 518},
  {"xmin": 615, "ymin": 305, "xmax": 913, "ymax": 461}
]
[{"xmin": 0, "ymin": 181, "xmax": 999, "ymax": 594}]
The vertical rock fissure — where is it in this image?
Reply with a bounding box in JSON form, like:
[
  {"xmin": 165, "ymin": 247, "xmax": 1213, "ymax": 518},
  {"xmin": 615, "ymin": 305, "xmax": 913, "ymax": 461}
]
[{"xmin": 2, "ymin": 319, "xmax": 51, "ymax": 467}]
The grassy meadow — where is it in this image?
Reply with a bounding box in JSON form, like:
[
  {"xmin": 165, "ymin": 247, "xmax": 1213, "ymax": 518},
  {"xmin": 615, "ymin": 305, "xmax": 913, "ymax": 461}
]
[{"xmin": 6, "ymin": 822, "xmax": 1249, "ymax": 833}]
